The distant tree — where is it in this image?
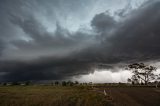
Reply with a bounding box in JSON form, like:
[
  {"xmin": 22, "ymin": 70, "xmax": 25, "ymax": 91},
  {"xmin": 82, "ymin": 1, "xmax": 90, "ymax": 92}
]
[
  {"xmin": 67, "ymin": 81, "xmax": 74, "ymax": 86},
  {"xmin": 54, "ymin": 81, "xmax": 59, "ymax": 86},
  {"xmin": 2, "ymin": 82, "xmax": 6, "ymax": 86},
  {"xmin": 126, "ymin": 63, "xmax": 158, "ymax": 85},
  {"xmin": 12, "ymin": 82, "xmax": 20, "ymax": 85},
  {"xmin": 83, "ymin": 83, "xmax": 88, "ymax": 85},
  {"xmin": 25, "ymin": 81, "xmax": 31, "ymax": 85},
  {"xmin": 62, "ymin": 81, "xmax": 67, "ymax": 86},
  {"xmin": 75, "ymin": 81, "xmax": 79, "ymax": 85},
  {"xmin": 127, "ymin": 78, "xmax": 132, "ymax": 84}
]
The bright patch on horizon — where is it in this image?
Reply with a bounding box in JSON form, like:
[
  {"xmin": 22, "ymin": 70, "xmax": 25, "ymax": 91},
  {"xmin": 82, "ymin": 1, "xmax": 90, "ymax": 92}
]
[{"xmin": 72, "ymin": 69, "xmax": 132, "ymax": 83}]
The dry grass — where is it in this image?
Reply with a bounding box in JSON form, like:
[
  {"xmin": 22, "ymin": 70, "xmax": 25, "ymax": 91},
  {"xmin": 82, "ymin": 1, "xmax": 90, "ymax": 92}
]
[
  {"xmin": 0, "ymin": 86, "xmax": 110, "ymax": 106},
  {"xmin": 1, "ymin": 85, "xmax": 159, "ymax": 106}
]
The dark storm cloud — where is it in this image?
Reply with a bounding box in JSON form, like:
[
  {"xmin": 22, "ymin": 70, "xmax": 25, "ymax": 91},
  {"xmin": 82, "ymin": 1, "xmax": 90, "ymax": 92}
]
[
  {"xmin": 0, "ymin": 0, "xmax": 160, "ymax": 81},
  {"xmin": 10, "ymin": 14, "xmax": 90, "ymax": 50},
  {"xmin": 75, "ymin": 0, "xmax": 160, "ymax": 65},
  {"xmin": 0, "ymin": 40, "xmax": 5, "ymax": 56},
  {"xmin": 0, "ymin": 57, "xmax": 95, "ymax": 81},
  {"xmin": 0, "ymin": 0, "xmax": 95, "ymax": 58},
  {"xmin": 0, "ymin": 1, "xmax": 95, "ymax": 60},
  {"xmin": 105, "ymin": 0, "xmax": 160, "ymax": 60},
  {"xmin": 91, "ymin": 12, "xmax": 117, "ymax": 32},
  {"xmin": 0, "ymin": 0, "xmax": 97, "ymax": 81}
]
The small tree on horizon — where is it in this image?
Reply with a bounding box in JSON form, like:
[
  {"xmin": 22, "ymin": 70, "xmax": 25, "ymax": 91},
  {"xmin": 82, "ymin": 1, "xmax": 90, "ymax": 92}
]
[
  {"xmin": 75, "ymin": 81, "xmax": 79, "ymax": 85},
  {"xmin": 25, "ymin": 81, "xmax": 31, "ymax": 85},
  {"xmin": 54, "ymin": 81, "xmax": 59, "ymax": 86},
  {"xmin": 127, "ymin": 78, "xmax": 132, "ymax": 84},
  {"xmin": 67, "ymin": 81, "xmax": 74, "ymax": 86},
  {"xmin": 62, "ymin": 81, "xmax": 67, "ymax": 86},
  {"xmin": 126, "ymin": 63, "xmax": 159, "ymax": 85}
]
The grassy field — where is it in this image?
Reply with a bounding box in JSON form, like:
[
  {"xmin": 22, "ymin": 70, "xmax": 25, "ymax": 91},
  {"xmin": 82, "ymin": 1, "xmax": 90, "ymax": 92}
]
[
  {"xmin": 0, "ymin": 85, "xmax": 160, "ymax": 106},
  {"xmin": 0, "ymin": 85, "xmax": 110, "ymax": 106}
]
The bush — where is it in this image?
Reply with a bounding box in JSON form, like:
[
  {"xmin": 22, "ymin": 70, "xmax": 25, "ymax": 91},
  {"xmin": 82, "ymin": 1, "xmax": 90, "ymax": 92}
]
[
  {"xmin": 62, "ymin": 81, "xmax": 67, "ymax": 86},
  {"xmin": 54, "ymin": 81, "xmax": 59, "ymax": 85},
  {"xmin": 12, "ymin": 82, "xmax": 20, "ymax": 85}
]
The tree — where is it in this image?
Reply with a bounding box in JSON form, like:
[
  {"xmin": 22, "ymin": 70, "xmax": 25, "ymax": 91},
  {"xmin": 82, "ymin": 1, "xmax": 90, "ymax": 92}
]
[
  {"xmin": 127, "ymin": 78, "xmax": 132, "ymax": 84},
  {"xmin": 25, "ymin": 81, "xmax": 31, "ymax": 85},
  {"xmin": 54, "ymin": 81, "xmax": 59, "ymax": 86},
  {"xmin": 12, "ymin": 82, "xmax": 20, "ymax": 85},
  {"xmin": 131, "ymin": 75, "xmax": 140, "ymax": 85},
  {"xmin": 67, "ymin": 81, "xmax": 74, "ymax": 86},
  {"xmin": 75, "ymin": 81, "xmax": 79, "ymax": 85},
  {"xmin": 2, "ymin": 82, "xmax": 6, "ymax": 86},
  {"xmin": 62, "ymin": 81, "xmax": 67, "ymax": 86},
  {"xmin": 126, "ymin": 63, "xmax": 157, "ymax": 85}
]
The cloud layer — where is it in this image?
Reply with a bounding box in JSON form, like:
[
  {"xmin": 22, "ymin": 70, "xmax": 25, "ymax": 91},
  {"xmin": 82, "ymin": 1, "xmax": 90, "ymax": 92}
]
[{"xmin": 0, "ymin": 0, "xmax": 160, "ymax": 82}]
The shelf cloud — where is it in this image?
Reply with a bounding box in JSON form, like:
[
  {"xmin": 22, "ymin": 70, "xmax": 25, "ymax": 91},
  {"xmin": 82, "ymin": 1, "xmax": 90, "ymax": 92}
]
[{"xmin": 0, "ymin": 0, "xmax": 160, "ymax": 82}]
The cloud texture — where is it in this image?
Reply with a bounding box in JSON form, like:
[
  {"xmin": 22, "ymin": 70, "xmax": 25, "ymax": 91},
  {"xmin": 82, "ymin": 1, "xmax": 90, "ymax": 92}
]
[{"xmin": 0, "ymin": 0, "xmax": 160, "ymax": 81}]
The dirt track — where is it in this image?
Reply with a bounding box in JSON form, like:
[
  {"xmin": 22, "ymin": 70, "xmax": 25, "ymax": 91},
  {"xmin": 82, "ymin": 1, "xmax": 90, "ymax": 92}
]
[{"xmin": 94, "ymin": 87, "xmax": 160, "ymax": 106}]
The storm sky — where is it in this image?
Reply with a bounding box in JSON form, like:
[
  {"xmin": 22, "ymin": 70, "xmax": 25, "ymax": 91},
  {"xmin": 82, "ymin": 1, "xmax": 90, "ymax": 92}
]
[{"xmin": 0, "ymin": 0, "xmax": 160, "ymax": 82}]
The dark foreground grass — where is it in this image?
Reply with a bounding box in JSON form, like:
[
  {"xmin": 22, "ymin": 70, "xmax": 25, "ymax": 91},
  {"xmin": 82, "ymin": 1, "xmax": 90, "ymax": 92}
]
[{"xmin": 0, "ymin": 86, "xmax": 111, "ymax": 106}]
